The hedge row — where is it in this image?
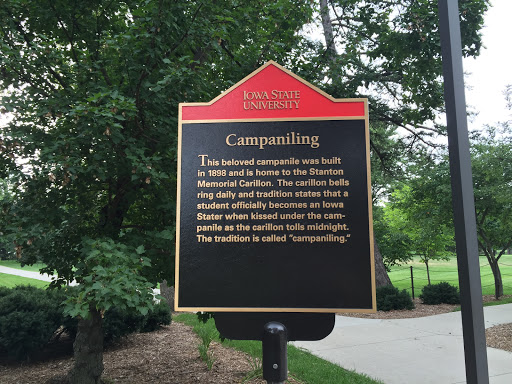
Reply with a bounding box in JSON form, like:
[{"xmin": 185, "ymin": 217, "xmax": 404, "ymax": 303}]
[{"xmin": 376, "ymin": 282, "xmax": 460, "ymax": 311}]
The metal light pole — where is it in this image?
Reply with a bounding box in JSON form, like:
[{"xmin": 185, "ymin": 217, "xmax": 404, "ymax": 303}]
[{"xmin": 438, "ymin": 1, "xmax": 489, "ymax": 383}]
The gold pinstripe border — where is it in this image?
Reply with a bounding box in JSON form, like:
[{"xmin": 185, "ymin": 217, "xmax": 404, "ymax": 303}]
[
  {"xmin": 180, "ymin": 115, "xmax": 367, "ymax": 124},
  {"xmin": 175, "ymin": 307, "xmax": 376, "ymax": 313}
]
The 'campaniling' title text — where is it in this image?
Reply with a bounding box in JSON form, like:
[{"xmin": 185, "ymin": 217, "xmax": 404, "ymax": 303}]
[{"xmin": 226, "ymin": 132, "xmax": 319, "ymax": 150}]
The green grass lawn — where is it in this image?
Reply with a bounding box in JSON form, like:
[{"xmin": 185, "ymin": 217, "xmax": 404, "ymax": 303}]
[
  {"xmin": 0, "ymin": 272, "xmax": 49, "ymax": 288},
  {"xmin": 480, "ymin": 296, "xmax": 512, "ymax": 306},
  {"xmin": 175, "ymin": 313, "xmax": 383, "ymax": 384},
  {"xmin": 0, "ymin": 260, "xmax": 47, "ymax": 272},
  {"xmin": 452, "ymin": 296, "xmax": 512, "ymax": 312},
  {"xmin": 388, "ymin": 254, "xmax": 512, "ymax": 297}
]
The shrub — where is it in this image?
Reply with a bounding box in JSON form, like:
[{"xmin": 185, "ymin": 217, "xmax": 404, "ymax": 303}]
[
  {"xmin": 420, "ymin": 282, "xmax": 460, "ymax": 305},
  {"xmin": 140, "ymin": 300, "xmax": 172, "ymax": 332},
  {"xmin": 0, "ymin": 286, "xmax": 11, "ymax": 299},
  {"xmin": 103, "ymin": 307, "xmax": 145, "ymax": 343},
  {"xmin": 0, "ymin": 286, "xmax": 170, "ymax": 360},
  {"xmin": 376, "ymin": 285, "xmax": 414, "ymax": 311},
  {"xmin": 103, "ymin": 300, "xmax": 172, "ymax": 343},
  {"xmin": 0, "ymin": 286, "xmax": 65, "ymax": 361}
]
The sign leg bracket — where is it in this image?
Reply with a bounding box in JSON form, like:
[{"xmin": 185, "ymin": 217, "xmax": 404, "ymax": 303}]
[{"xmin": 263, "ymin": 321, "xmax": 288, "ymax": 384}]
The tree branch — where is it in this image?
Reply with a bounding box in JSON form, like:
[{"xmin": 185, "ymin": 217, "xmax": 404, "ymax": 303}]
[
  {"xmin": 135, "ymin": 2, "xmax": 204, "ymax": 111},
  {"xmin": 477, "ymin": 206, "xmax": 489, "ymax": 228},
  {"xmin": 477, "ymin": 227, "xmax": 495, "ymax": 262},
  {"xmin": 370, "ymin": 138, "xmax": 394, "ymax": 176},
  {"xmin": 8, "ymin": 15, "xmax": 69, "ymax": 90},
  {"xmin": 220, "ymin": 39, "xmax": 241, "ymax": 67},
  {"xmin": 497, "ymin": 238, "xmax": 512, "ymax": 262},
  {"xmin": 47, "ymin": 0, "xmax": 80, "ymax": 65}
]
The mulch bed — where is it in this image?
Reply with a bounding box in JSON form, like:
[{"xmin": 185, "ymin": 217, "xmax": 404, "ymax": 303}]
[
  {"xmin": 486, "ymin": 323, "xmax": 512, "ymax": 352},
  {"xmin": 0, "ymin": 321, "xmax": 299, "ymax": 384}
]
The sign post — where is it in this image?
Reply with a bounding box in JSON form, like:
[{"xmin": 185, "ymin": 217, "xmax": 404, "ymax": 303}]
[{"xmin": 175, "ymin": 61, "xmax": 376, "ymax": 381}]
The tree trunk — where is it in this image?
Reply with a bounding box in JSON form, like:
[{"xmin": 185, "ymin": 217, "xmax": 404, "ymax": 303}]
[
  {"xmin": 160, "ymin": 279, "xmax": 175, "ymax": 311},
  {"xmin": 319, "ymin": 0, "xmax": 337, "ymax": 62},
  {"xmin": 425, "ymin": 259, "xmax": 431, "ymax": 285},
  {"xmin": 318, "ymin": 1, "xmax": 391, "ymax": 290},
  {"xmin": 489, "ymin": 260, "xmax": 503, "ymax": 299},
  {"xmin": 67, "ymin": 306, "xmax": 104, "ymax": 384},
  {"xmin": 480, "ymin": 239, "xmax": 504, "ymax": 300},
  {"xmin": 374, "ymin": 238, "xmax": 392, "ymax": 287}
]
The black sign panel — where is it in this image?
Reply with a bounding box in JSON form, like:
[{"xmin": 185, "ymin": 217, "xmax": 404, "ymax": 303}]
[{"xmin": 176, "ymin": 119, "xmax": 375, "ymax": 312}]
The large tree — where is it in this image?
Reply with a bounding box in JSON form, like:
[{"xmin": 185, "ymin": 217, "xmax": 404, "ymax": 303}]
[
  {"xmin": 0, "ymin": 1, "xmax": 312, "ymax": 382},
  {"xmin": 470, "ymin": 126, "xmax": 512, "ymax": 298},
  {"xmin": 317, "ymin": 0, "xmax": 488, "ymax": 140},
  {"xmin": 369, "ymin": 121, "xmax": 410, "ymax": 286}
]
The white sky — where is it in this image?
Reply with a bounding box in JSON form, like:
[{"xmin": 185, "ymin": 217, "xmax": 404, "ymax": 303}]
[{"xmin": 464, "ymin": 0, "xmax": 512, "ymax": 129}]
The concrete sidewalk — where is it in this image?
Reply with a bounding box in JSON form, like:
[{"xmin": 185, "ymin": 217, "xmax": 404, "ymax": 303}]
[
  {"xmin": 0, "ymin": 265, "xmax": 160, "ymax": 293},
  {"xmin": 293, "ymin": 304, "xmax": 512, "ymax": 384},
  {"xmin": 0, "ymin": 265, "xmax": 55, "ymax": 282}
]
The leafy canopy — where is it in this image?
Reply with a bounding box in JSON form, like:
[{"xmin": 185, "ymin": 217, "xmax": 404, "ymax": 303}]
[
  {"xmin": 313, "ymin": 0, "xmax": 488, "ymax": 162},
  {"xmin": 0, "ymin": 0, "xmax": 313, "ymax": 290}
]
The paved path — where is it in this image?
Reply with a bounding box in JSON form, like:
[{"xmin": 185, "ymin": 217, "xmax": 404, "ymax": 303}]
[
  {"xmin": 0, "ymin": 265, "xmax": 160, "ymax": 293},
  {"xmin": 293, "ymin": 304, "xmax": 512, "ymax": 384},
  {"xmin": 0, "ymin": 265, "xmax": 55, "ymax": 282}
]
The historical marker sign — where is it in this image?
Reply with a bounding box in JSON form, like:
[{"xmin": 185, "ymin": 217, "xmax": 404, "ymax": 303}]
[{"xmin": 175, "ymin": 61, "xmax": 376, "ymax": 313}]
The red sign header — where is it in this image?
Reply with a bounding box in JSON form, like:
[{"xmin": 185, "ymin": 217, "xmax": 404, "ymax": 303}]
[{"xmin": 181, "ymin": 61, "xmax": 366, "ymax": 121}]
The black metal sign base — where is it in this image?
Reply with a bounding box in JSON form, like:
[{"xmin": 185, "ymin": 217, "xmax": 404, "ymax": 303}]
[
  {"xmin": 214, "ymin": 312, "xmax": 335, "ymax": 341},
  {"xmin": 215, "ymin": 313, "xmax": 335, "ymax": 384}
]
